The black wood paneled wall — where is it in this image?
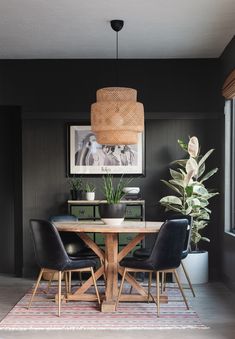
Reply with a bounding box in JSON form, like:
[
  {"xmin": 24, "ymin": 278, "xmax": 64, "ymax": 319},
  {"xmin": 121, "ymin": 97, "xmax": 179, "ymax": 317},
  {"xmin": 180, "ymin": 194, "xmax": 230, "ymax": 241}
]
[{"xmin": 0, "ymin": 107, "xmax": 22, "ymax": 275}]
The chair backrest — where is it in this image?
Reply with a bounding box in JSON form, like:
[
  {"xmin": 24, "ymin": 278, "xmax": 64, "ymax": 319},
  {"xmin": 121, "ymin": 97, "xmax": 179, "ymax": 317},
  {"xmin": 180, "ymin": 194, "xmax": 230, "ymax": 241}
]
[
  {"xmin": 49, "ymin": 215, "xmax": 78, "ymax": 222},
  {"xmin": 169, "ymin": 214, "xmax": 193, "ymax": 257},
  {"xmin": 30, "ymin": 219, "xmax": 69, "ymax": 271},
  {"xmin": 148, "ymin": 219, "xmax": 188, "ymax": 271},
  {"xmin": 48, "ymin": 215, "xmax": 86, "ymax": 255}
]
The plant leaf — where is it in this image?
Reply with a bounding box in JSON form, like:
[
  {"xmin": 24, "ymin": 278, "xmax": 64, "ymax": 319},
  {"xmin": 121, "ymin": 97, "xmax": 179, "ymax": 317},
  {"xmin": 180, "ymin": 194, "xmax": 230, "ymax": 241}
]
[
  {"xmin": 159, "ymin": 196, "xmax": 182, "ymax": 205},
  {"xmin": 185, "ymin": 185, "xmax": 193, "ymax": 197},
  {"xmin": 186, "ymin": 197, "xmax": 201, "ymax": 207},
  {"xmin": 170, "ymin": 169, "xmax": 184, "ymax": 180},
  {"xmin": 186, "ymin": 157, "xmax": 198, "ymax": 175},
  {"xmin": 170, "ymin": 159, "xmax": 187, "ymax": 167},
  {"xmin": 197, "ymin": 162, "xmax": 205, "ymax": 178},
  {"xmin": 169, "ymin": 179, "xmax": 185, "ymax": 188},
  {"xmin": 200, "ymin": 168, "xmax": 218, "ymax": 183},
  {"xmin": 184, "ymin": 170, "xmax": 194, "ymax": 186},
  {"xmin": 198, "ymin": 149, "xmax": 214, "ymax": 167},
  {"xmin": 193, "ymin": 185, "xmax": 208, "ymax": 196},
  {"xmin": 188, "ymin": 136, "xmax": 199, "ymax": 158},
  {"xmin": 164, "ymin": 205, "xmax": 183, "ymax": 213},
  {"xmin": 178, "ymin": 139, "xmax": 188, "ymax": 152},
  {"xmin": 200, "ymin": 237, "xmax": 210, "ymax": 243},
  {"xmin": 184, "ymin": 205, "xmax": 192, "ymax": 215},
  {"xmin": 161, "ymin": 180, "xmax": 182, "ymax": 195}
]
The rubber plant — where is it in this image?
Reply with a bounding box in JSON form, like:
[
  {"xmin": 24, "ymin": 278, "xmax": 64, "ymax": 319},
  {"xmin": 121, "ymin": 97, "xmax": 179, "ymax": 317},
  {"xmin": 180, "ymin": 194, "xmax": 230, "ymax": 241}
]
[{"xmin": 159, "ymin": 136, "xmax": 219, "ymax": 251}]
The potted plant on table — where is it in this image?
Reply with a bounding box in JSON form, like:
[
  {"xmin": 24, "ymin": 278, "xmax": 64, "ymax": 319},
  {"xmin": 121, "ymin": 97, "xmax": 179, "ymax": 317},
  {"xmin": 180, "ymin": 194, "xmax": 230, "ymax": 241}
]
[
  {"xmin": 99, "ymin": 174, "xmax": 132, "ymax": 226},
  {"xmin": 68, "ymin": 176, "xmax": 83, "ymax": 200},
  {"xmin": 84, "ymin": 182, "xmax": 96, "ymax": 201},
  {"xmin": 159, "ymin": 136, "xmax": 219, "ymax": 283}
]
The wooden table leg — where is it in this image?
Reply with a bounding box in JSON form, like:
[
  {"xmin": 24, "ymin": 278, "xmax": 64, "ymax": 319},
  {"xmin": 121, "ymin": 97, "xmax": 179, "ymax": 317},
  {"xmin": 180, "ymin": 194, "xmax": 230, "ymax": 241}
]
[{"xmin": 101, "ymin": 233, "xmax": 118, "ymax": 312}]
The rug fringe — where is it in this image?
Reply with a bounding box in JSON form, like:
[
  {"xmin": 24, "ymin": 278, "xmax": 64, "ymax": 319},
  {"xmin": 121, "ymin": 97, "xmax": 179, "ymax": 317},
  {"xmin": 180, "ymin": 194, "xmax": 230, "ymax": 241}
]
[{"xmin": 0, "ymin": 326, "xmax": 210, "ymax": 331}]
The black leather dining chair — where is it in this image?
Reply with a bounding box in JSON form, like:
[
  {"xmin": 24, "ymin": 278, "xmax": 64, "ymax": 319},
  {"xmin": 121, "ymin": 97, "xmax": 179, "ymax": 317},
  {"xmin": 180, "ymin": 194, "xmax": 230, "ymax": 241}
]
[
  {"xmin": 133, "ymin": 215, "xmax": 195, "ymax": 297},
  {"xmin": 49, "ymin": 215, "xmax": 97, "ymax": 258},
  {"xmin": 116, "ymin": 219, "xmax": 189, "ymax": 317},
  {"xmin": 29, "ymin": 219, "xmax": 100, "ymax": 316},
  {"xmin": 49, "ymin": 215, "xmax": 99, "ymax": 289}
]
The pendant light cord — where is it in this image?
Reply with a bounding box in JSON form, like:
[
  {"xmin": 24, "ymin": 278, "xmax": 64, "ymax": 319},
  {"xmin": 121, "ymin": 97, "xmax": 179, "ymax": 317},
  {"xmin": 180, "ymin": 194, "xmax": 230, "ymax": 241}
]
[{"xmin": 116, "ymin": 31, "xmax": 119, "ymax": 86}]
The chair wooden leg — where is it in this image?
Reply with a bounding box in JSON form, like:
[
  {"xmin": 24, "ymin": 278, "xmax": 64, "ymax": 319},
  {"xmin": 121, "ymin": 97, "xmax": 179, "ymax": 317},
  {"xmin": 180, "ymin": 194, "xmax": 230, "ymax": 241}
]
[
  {"xmin": 116, "ymin": 268, "xmax": 127, "ymax": 309},
  {"xmin": 173, "ymin": 269, "xmax": 189, "ymax": 310},
  {"xmin": 156, "ymin": 271, "xmax": 160, "ymax": 317},
  {"xmin": 129, "ymin": 272, "xmax": 136, "ymax": 294},
  {"xmin": 64, "ymin": 271, "xmax": 69, "ymax": 297},
  {"xmin": 148, "ymin": 272, "xmax": 152, "ymax": 302},
  {"xmin": 161, "ymin": 272, "xmax": 164, "ymax": 294},
  {"xmin": 28, "ymin": 268, "xmax": 44, "ymax": 309},
  {"xmin": 100, "ymin": 258, "xmax": 106, "ymax": 282},
  {"xmin": 79, "ymin": 271, "xmax": 83, "ymax": 285},
  {"xmin": 91, "ymin": 267, "xmax": 101, "ymax": 305},
  {"xmin": 58, "ymin": 271, "xmax": 62, "ymax": 317},
  {"xmin": 68, "ymin": 271, "xmax": 72, "ymax": 293},
  {"xmin": 181, "ymin": 261, "xmax": 196, "ymax": 297},
  {"xmin": 46, "ymin": 271, "xmax": 55, "ymax": 293}
]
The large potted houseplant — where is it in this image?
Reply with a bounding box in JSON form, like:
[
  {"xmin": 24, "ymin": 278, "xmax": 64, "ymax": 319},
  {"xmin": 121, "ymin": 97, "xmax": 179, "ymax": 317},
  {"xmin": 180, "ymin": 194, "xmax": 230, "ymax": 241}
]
[
  {"xmin": 99, "ymin": 174, "xmax": 132, "ymax": 226},
  {"xmin": 159, "ymin": 136, "xmax": 219, "ymax": 283}
]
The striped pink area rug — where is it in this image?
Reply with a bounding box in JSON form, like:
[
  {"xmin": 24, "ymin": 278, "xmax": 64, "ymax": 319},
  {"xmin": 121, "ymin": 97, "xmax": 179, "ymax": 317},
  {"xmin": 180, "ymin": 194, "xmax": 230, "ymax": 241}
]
[{"xmin": 0, "ymin": 283, "xmax": 208, "ymax": 330}]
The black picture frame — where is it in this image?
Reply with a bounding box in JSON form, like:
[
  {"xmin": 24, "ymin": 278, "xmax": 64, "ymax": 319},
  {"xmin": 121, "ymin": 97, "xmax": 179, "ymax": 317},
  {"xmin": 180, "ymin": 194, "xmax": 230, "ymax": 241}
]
[{"xmin": 67, "ymin": 124, "xmax": 145, "ymax": 176}]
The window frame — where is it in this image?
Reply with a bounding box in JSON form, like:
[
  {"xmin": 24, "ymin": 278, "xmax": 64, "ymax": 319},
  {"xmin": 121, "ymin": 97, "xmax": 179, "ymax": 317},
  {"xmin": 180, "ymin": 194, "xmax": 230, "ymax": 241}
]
[{"xmin": 225, "ymin": 98, "xmax": 235, "ymax": 234}]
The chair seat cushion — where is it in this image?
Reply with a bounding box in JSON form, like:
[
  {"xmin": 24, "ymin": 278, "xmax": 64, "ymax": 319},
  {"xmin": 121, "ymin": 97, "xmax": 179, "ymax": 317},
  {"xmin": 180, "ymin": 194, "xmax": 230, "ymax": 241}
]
[
  {"xmin": 133, "ymin": 248, "xmax": 151, "ymax": 258},
  {"xmin": 76, "ymin": 247, "xmax": 98, "ymax": 258},
  {"xmin": 120, "ymin": 257, "xmax": 155, "ymax": 271},
  {"xmin": 63, "ymin": 258, "xmax": 97, "ymax": 271}
]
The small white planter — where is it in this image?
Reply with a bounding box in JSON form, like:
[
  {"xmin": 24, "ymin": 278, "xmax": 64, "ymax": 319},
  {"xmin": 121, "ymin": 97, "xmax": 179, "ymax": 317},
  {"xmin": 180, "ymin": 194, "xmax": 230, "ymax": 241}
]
[
  {"xmin": 86, "ymin": 192, "xmax": 95, "ymax": 201},
  {"xmin": 176, "ymin": 251, "xmax": 208, "ymax": 284}
]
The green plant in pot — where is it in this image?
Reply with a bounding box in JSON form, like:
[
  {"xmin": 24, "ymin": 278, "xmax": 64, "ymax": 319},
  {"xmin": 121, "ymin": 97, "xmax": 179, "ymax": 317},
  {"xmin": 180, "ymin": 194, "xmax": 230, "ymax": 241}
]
[
  {"xmin": 68, "ymin": 176, "xmax": 83, "ymax": 200},
  {"xmin": 84, "ymin": 182, "xmax": 96, "ymax": 201},
  {"xmin": 99, "ymin": 174, "xmax": 132, "ymax": 226},
  {"xmin": 159, "ymin": 136, "xmax": 219, "ymax": 283}
]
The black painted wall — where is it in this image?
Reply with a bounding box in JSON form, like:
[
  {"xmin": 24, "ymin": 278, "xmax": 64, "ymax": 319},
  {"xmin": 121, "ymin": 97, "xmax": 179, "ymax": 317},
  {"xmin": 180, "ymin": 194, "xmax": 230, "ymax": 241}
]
[
  {"xmin": 0, "ymin": 59, "xmax": 222, "ymax": 113},
  {"xmin": 0, "ymin": 107, "xmax": 22, "ymax": 275},
  {"xmin": 0, "ymin": 57, "xmax": 224, "ymax": 278}
]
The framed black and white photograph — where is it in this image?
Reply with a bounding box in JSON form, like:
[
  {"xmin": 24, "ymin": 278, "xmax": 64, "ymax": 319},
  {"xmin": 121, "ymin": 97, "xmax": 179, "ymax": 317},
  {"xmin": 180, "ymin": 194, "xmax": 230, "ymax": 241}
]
[{"xmin": 68, "ymin": 125, "xmax": 145, "ymax": 175}]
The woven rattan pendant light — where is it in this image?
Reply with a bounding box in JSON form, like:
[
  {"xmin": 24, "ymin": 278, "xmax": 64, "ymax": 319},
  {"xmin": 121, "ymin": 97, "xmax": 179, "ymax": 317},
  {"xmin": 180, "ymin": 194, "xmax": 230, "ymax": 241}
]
[{"xmin": 91, "ymin": 20, "xmax": 144, "ymax": 145}]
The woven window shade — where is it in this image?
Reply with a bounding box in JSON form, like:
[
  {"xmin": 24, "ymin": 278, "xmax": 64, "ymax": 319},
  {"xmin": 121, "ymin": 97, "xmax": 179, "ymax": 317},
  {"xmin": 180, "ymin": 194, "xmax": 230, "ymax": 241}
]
[
  {"xmin": 222, "ymin": 69, "xmax": 235, "ymax": 99},
  {"xmin": 91, "ymin": 87, "xmax": 144, "ymax": 145}
]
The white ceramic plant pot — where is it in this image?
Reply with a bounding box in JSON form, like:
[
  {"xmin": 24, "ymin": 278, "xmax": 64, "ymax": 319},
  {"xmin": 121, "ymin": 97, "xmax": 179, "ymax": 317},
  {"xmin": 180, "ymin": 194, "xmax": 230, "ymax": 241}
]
[
  {"xmin": 86, "ymin": 192, "xmax": 95, "ymax": 201},
  {"xmin": 176, "ymin": 251, "xmax": 208, "ymax": 284}
]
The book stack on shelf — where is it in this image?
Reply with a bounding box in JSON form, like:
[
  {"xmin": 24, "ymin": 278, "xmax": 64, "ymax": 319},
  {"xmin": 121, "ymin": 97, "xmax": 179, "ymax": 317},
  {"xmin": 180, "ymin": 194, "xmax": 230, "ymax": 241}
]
[{"xmin": 123, "ymin": 193, "xmax": 142, "ymax": 200}]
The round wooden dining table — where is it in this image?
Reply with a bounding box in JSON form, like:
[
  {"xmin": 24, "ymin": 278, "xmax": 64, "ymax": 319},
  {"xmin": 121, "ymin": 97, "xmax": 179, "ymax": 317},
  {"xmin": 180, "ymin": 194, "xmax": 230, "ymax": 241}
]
[{"xmin": 55, "ymin": 220, "xmax": 163, "ymax": 312}]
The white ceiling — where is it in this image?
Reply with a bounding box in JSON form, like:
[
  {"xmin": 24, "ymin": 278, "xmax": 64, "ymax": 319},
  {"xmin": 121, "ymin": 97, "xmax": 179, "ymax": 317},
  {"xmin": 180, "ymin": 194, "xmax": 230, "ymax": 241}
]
[{"xmin": 0, "ymin": 0, "xmax": 234, "ymax": 59}]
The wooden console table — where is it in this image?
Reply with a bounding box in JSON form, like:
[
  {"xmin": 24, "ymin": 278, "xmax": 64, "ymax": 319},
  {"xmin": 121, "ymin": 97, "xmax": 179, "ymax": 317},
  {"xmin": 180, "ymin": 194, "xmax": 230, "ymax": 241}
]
[{"xmin": 55, "ymin": 220, "xmax": 164, "ymax": 312}]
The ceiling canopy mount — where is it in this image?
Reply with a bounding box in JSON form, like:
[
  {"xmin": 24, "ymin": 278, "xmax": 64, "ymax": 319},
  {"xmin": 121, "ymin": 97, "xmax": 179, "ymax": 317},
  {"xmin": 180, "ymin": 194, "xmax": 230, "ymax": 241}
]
[{"xmin": 110, "ymin": 20, "xmax": 124, "ymax": 32}]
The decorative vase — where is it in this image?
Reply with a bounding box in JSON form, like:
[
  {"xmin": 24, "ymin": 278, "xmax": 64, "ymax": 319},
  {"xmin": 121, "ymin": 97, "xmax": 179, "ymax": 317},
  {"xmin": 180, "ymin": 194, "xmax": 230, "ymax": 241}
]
[
  {"xmin": 86, "ymin": 192, "xmax": 95, "ymax": 201},
  {"xmin": 99, "ymin": 203, "xmax": 126, "ymax": 226}
]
